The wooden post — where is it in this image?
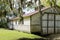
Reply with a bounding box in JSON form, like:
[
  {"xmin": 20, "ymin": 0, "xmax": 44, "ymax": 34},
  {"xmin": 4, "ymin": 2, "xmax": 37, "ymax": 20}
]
[
  {"xmin": 54, "ymin": 0, "xmax": 56, "ymax": 34},
  {"xmin": 54, "ymin": 14, "xmax": 56, "ymax": 34},
  {"xmin": 47, "ymin": 14, "xmax": 49, "ymax": 34}
]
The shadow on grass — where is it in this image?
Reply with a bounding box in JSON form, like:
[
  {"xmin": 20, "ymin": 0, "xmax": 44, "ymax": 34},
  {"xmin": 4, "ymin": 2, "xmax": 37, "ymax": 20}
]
[{"xmin": 18, "ymin": 38, "xmax": 47, "ymax": 40}]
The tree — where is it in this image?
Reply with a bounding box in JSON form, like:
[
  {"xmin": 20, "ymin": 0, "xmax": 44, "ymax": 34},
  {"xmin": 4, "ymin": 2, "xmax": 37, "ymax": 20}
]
[{"xmin": 0, "ymin": 0, "xmax": 10, "ymax": 28}]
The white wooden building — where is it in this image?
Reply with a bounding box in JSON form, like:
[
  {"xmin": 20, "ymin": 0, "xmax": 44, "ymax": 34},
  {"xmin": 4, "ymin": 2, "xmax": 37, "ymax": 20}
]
[{"xmin": 7, "ymin": 6, "xmax": 60, "ymax": 34}]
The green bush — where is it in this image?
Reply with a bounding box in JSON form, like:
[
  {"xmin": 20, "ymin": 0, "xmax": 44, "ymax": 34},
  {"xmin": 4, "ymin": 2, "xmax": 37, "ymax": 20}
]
[{"xmin": 0, "ymin": 18, "xmax": 8, "ymax": 28}]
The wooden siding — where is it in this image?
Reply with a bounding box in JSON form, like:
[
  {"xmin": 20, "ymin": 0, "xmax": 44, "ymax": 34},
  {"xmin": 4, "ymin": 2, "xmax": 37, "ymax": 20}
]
[
  {"xmin": 30, "ymin": 12, "xmax": 41, "ymax": 32},
  {"xmin": 24, "ymin": 16, "xmax": 30, "ymax": 25}
]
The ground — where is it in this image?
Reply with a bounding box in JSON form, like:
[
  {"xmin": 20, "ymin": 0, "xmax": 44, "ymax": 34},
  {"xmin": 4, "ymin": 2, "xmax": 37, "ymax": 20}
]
[
  {"xmin": 0, "ymin": 28, "xmax": 42, "ymax": 40},
  {"xmin": 46, "ymin": 34, "xmax": 60, "ymax": 40}
]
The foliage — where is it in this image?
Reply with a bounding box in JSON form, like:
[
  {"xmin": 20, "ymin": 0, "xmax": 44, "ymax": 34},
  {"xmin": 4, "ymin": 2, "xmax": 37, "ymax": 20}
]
[
  {"xmin": 0, "ymin": 1, "xmax": 10, "ymax": 17},
  {"xmin": 41, "ymin": 0, "xmax": 60, "ymax": 7},
  {"xmin": 0, "ymin": 17, "xmax": 8, "ymax": 28},
  {"xmin": 56, "ymin": 0, "xmax": 60, "ymax": 6},
  {"xmin": 0, "ymin": 1, "xmax": 10, "ymax": 28},
  {"xmin": 41, "ymin": 0, "xmax": 50, "ymax": 7}
]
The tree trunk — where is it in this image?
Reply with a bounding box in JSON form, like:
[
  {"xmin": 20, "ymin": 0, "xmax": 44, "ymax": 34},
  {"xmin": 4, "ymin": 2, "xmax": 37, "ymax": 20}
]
[{"xmin": 18, "ymin": 0, "xmax": 23, "ymax": 24}]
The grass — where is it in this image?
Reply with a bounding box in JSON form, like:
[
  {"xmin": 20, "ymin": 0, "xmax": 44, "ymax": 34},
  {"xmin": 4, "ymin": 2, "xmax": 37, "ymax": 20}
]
[{"xmin": 0, "ymin": 28, "xmax": 41, "ymax": 40}]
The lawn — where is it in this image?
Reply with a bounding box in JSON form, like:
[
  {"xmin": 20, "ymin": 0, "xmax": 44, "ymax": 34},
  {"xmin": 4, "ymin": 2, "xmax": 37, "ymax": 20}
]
[{"xmin": 0, "ymin": 28, "xmax": 41, "ymax": 40}]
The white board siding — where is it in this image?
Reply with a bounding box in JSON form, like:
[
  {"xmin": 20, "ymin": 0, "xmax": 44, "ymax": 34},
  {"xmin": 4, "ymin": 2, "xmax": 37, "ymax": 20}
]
[
  {"xmin": 24, "ymin": 17, "xmax": 30, "ymax": 25},
  {"xmin": 18, "ymin": 25, "xmax": 31, "ymax": 33},
  {"xmin": 8, "ymin": 20, "xmax": 20, "ymax": 29},
  {"xmin": 8, "ymin": 21, "xmax": 31, "ymax": 33},
  {"xmin": 21, "ymin": 17, "xmax": 31, "ymax": 33},
  {"xmin": 13, "ymin": 21, "xmax": 20, "ymax": 29}
]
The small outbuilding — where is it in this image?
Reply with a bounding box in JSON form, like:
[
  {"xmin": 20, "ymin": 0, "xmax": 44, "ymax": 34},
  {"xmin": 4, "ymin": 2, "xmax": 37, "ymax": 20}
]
[
  {"xmin": 21, "ymin": 6, "xmax": 60, "ymax": 34},
  {"xmin": 7, "ymin": 6, "xmax": 60, "ymax": 34}
]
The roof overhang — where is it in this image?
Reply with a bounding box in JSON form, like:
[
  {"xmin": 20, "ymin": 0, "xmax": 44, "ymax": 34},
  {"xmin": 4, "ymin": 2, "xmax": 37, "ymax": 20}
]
[
  {"xmin": 23, "ymin": 6, "xmax": 60, "ymax": 17},
  {"xmin": 23, "ymin": 7, "xmax": 49, "ymax": 17}
]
